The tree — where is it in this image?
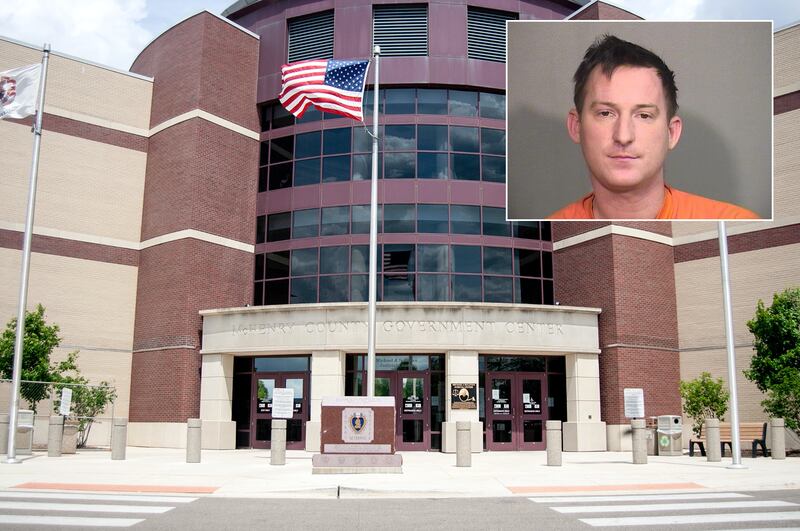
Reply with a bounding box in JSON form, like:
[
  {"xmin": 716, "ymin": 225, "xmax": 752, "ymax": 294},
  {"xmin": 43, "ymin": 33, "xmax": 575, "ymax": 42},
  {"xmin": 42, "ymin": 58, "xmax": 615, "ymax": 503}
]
[
  {"xmin": 746, "ymin": 288, "xmax": 800, "ymax": 430},
  {"xmin": 679, "ymin": 372, "xmax": 729, "ymax": 437},
  {"xmin": 53, "ymin": 377, "xmax": 117, "ymax": 448}
]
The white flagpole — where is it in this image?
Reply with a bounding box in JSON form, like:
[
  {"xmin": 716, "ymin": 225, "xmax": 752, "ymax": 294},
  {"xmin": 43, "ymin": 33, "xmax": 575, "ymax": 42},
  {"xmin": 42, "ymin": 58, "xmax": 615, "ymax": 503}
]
[
  {"xmin": 5, "ymin": 44, "xmax": 51, "ymax": 465},
  {"xmin": 367, "ymin": 45, "xmax": 380, "ymax": 397}
]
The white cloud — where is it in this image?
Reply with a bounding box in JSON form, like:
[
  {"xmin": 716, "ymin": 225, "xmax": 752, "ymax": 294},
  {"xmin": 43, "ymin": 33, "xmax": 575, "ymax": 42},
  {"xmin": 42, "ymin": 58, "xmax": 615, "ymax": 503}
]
[{"xmin": 613, "ymin": 0, "xmax": 703, "ymax": 21}]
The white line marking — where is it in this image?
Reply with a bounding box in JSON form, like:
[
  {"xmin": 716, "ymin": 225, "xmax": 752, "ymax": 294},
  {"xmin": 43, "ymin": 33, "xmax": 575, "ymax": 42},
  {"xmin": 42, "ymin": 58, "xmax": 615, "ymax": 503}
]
[
  {"xmin": 554, "ymin": 500, "xmax": 795, "ymax": 514},
  {"xmin": 529, "ymin": 492, "xmax": 751, "ymax": 503},
  {"xmin": 0, "ymin": 491, "xmax": 197, "ymax": 503},
  {"xmin": 0, "ymin": 501, "xmax": 174, "ymax": 514},
  {"xmin": 0, "ymin": 514, "xmax": 144, "ymax": 527},
  {"xmin": 581, "ymin": 511, "xmax": 800, "ymax": 527}
]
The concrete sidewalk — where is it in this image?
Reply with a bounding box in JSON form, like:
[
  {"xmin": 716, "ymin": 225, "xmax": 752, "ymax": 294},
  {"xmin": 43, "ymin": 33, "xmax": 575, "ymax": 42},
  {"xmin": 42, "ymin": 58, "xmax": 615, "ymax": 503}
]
[{"xmin": 0, "ymin": 448, "xmax": 798, "ymax": 498}]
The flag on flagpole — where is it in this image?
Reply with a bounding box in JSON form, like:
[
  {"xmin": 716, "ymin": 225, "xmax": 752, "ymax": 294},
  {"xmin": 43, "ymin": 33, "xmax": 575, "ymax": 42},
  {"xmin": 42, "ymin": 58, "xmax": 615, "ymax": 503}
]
[
  {"xmin": 0, "ymin": 64, "xmax": 42, "ymax": 120},
  {"xmin": 280, "ymin": 59, "xmax": 369, "ymax": 121}
]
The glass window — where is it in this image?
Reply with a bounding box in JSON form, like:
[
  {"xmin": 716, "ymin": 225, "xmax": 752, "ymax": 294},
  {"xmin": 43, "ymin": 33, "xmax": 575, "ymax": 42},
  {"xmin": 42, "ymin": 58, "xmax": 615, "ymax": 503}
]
[
  {"xmin": 272, "ymin": 104, "xmax": 294, "ymax": 129},
  {"xmin": 384, "ymin": 204, "xmax": 415, "ymax": 233},
  {"xmin": 320, "ymin": 245, "xmax": 349, "ymax": 274},
  {"xmin": 259, "ymin": 142, "xmax": 269, "ymax": 166},
  {"xmin": 351, "ymin": 274, "xmax": 369, "ymax": 302},
  {"xmin": 266, "ymin": 251, "xmax": 290, "ymax": 279},
  {"xmin": 543, "ymin": 279, "xmax": 554, "ymax": 305},
  {"xmin": 256, "ymin": 215, "xmax": 266, "ymax": 244},
  {"xmin": 385, "ymin": 125, "xmax": 416, "ymax": 151},
  {"xmin": 321, "ymin": 206, "xmax": 350, "ymax": 235},
  {"xmin": 451, "ymin": 154, "xmax": 480, "ymax": 180},
  {"xmin": 353, "ymin": 154, "xmax": 382, "ymax": 181},
  {"xmin": 291, "ymin": 247, "xmax": 318, "ymax": 276},
  {"xmin": 295, "ymin": 131, "xmax": 321, "ymax": 158},
  {"xmin": 383, "ymin": 244, "xmax": 415, "ymax": 273},
  {"xmin": 270, "ymin": 136, "xmax": 293, "ymax": 163},
  {"xmin": 453, "ymin": 275, "xmax": 481, "ymax": 302},
  {"xmin": 353, "ymin": 126, "xmax": 372, "ymax": 153},
  {"xmin": 450, "ymin": 205, "xmax": 480, "ymax": 234},
  {"xmin": 386, "ymin": 88, "xmax": 415, "ymax": 114},
  {"xmin": 483, "ymin": 247, "xmax": 512, "ymax": 275},
  {"xmin": 269, "ymin": 162, "xmax": 292, "ymax": 190},
  {"xmin": 292, "ymin": 208, "xmax": 319, "ymax": 238},
  {"xmin": 418, "ymin": 89, "xmax": 447, "ymax": 114},
  {"xmin": 514, "ymin": 221, "xmax": 539, "ymax": 240},
  {"xmin": 351, "ymin": 245, "xmax": 377, "ymax": 273},
  {"xmin": 296, "ymin": 107, "xmax": 322, "ymax": 124},
  {"xmin": 418, "ymin": 125, "xmax": 448, "ymax": 151},
  {"xmin": 294, "ymin": 158, "xmax": 320, "ymax": 186},
  {"xmin": 516, "ymin": 277, "xmax": 542, "ymax": 304},
  {"xmin": 417, "ymin": 274, "xmax": 449, "ymax": 301},
  {"xmin": 385, "ymin": 153, "xmax": 415, "ymax": 179},
  {"xmin": 264, "ymin": 279, "xmax": 289, "ymax": 305},
  {"xmin": 484, "ymin": 276, "xmax": 513, "ymax": 302},
  {"xmin": 542, "ymin": 251, "xmax": 553, "ymax": 278},
  {"xmin": 323, "ymin": 128, "xmax": 351, "ymax": 155},
  {"xmin": 451, "ymin": 245, "xmax": 481, "ymax": 273},
  {"xmin": 481, "ymin": 156, "xmax": 505, "ymax": 183},
  {"xmin": 322, "ymin": 155, "xmax": 351, "ymax": 182},
  {"xmin": 267, "ymin": 212, "xmax": 290, "ymax": 242},
  {"xmin": 290, "ymin": 276, "xmax": 317, "ymax": 304},
  {"xmin": 516, "ymin": 249, "xmax": 541, "ymax": 277},
  {"xmin": 383, "ymin": 274, "xmax": 415, "ymax": 301},
  {"xmin": 319, "ymin": 275, "xmax": 349, "ymax": 302},
  {"xmin": 449, "ymin": 90, "xmax": 478, "ymax": 116},
  {"xmin": 481, "ymin": 128, "xmax": 505, "ymax": 155},
  {"xmin": 254, "ymin": 254, "xmax": 265, "ymax": 281},
  {"xmin": 541, "ymin": 222, "xmax": 552, "ymax": 241},
  {"xmin": 417, "ymin": 153, "xmax": 448, "ymax": 179},
  {"xmin": 363, "ymin": 89, "xmax": 384, "ymax": 116},
  {"xmin": 352, "ymin": 204, "xmax": 382, "ymax": 234},
  {"xmin": 418, "ymin": 204, "xmax": 448, "ymax": 233},
  {"xmin": 254, "ymin": 356, "xmax": 310, "ymax": 372},
  {"xmin": 483, "ymin": 206, "xmax": 510, "ymax": 236},
  {"xmin": 259, "ymin": 105, "xmax": 270, "ymax": 132},
  {"xmin": 253, "ymin": 281, "xmax": 264, "ymax": 305},
  {"xmin": 479, "ymin": 92, "xmax": 505, "ymax": 119},
  {"xmin": 418, "ymin": 244, "xmax": 448, "ymax": 272},
  {"xmin": 258, "ymin": 167, "xmax": 268, "ymax": 192},
  {"xmin": 450, "ymin": 126, "xmax": 479, "ymax": 153}
]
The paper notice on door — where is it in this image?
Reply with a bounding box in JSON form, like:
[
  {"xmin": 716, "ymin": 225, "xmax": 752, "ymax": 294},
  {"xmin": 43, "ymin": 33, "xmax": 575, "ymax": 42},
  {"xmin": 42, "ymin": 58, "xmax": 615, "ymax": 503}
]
[
  {"xmin": 492, "ymin": 389, "xmax": 500, "ymax": 400},
  {"xmin": 523, "ymin": 393, "xmax": 530, "ymax": 404}
]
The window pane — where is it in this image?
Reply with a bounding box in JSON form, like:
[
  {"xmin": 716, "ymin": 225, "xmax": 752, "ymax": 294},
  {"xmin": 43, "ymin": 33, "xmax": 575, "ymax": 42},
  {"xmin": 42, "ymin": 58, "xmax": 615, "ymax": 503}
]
[
  {"xmin": 481, "ymin": 156, "xmax": 505, "ymax": 183},
  {"xmin": 292, "ymin": 208, "xmax": 319, "ymax": 238},
  {"xmin": 272, "ymin": 104, "xmax": 294, "ymax": 129},
  {"xmin": 267, "ymin": 212, "xmax": 291, "ymax": 242},
  {"xmin": 270, "ymin": 135, "xmax": 293, "ymax": 162},
  {"xmin": 290, "ymin": 276, "xmax": 317, "ymax": 303},
  {"xmin": 450, "ymin": 126, "xmax": 479, "ymax": 152},
  {"xmin": 323, "ymin": 127, "xmax": 351, "ymax": 155},
  {"xmin": 386, "ymin": 88, "xmax": 415, "ymax": 114},
  {"xmin": 352, "ymin": 204, "xmax": 381, "ymax": 234},
  {"xmin": 541, "ymin": 222, "xmax": 552, "ymax": 241},
  {"xmin": 515, "ymin": 249, "xmax": 541, "ymax": 277},
  {"xmin": 351, "ymin": 274, "xmax": 369, "ymax": 302},
  {"xmin": 363, "ymin": 89, "xmax": 384, "ymax": 116},
  {"xmin": 418, "ymin": 125, "xmax": 448, "ymax": 151},
  {"xmin": 383, "ymin": 274, "xmax": 415, "ymax": 301},
  {"xmin": 259, "ymin": 142, "xmax": 269, "ymax": 166},
  {"xmin": 451, "ymin": 154, "xmax": 480, "ymax": 180},
  {"xmin": 291, "ymin": 248, "xmax": 318, "ymax": 276},
  {"xmin": 383, "ymin": 244, "xmax": 415, "ymax": 273},
  {"xmin": 255, "ymin": 254, "xmax": 265, "ymax": 281},
  {"xmin": 385, "ymin": 125, "xmax": 415, "ymax": 151},
  {"xmin": 321, "ymin": 206, "xmax": 350, "ymax": 235},
  {"xmin": 294, "ymin": 158, "xmax": 320, "ymax": 186},
  {"xmin": 417, "ymin": 274, "xmax": 449, "ymax": 301},
  {"xmin": 253, "ymin": 281, "xmax": 264, "ymax": 305},
  {"xmin": 484, "ymin": 276, "xmax": 513, "ymax": 302},
  {"xmin": 451, "ymin": 205, "xmax": 480, "ymax": 234},
  {"xmin": 322, "ymin": 155, "xmax": 351, "ymax": 182},
  {"xmin": 353, "ymin": 126, "xmax": 372, "ymax": 152},
  {"xmin": 514, "ymin": 221, "xmax": 539, "ymax": 240},
  {"xmin": 319, "ymin": 275, "xmax": 349, "ymax": 302},
  {"xmin": 418, "ymin": 204, "xmax": 449, "ymax": 233},
  {"xmin": 259, "ymin": 105, "xmax": 270, "ymax": 132},
  {"xmin": 384, "ymin": 204, "xmax": 415, "ymax": 233},
  {"xmin": 449, "ymin": 90, "xmax": 478, "ymax": 116},
  {"xmin": 418, "ymin": 153, "xmax": 448, "ymax": 179},
  {"xmin": 385, "ymin": 153, "xmax": 415, "ymax": 178},
  {"xmin": 264, "ymin": 279, "xmax": 289, "ymax": 305},
  {"xmin": 418, "ymin": 244, "xmax": 448, "ymax": 272},
  {"xmin": 483, "ymin": 206, "xmax": 510, "ymax": 236},
  {"xmin": 258, "ymin": 167, "xmax": 268, "ymax": 192},
  {"xmin": 296, "ymin": 131, "xmax": 321, "ymax": 158},
  {"xmin": 296, "ymin": 107, "xmax": 322, "ymax": 123},
  {"xmin": 453, "ymin": 275, "xmax": 481, "ymax": 301},
  {"xmin": 479, "ymin": 92, "xmax": 505, "ymax": 119},
  {"xmin": 483, "ymin": 247, "xmax": 512, "ymax": 275},
  {"xmin": 543, "ymin": 279, "xmax": 554, "ymax": 305},
  {"xmin": 353, "ymin": 153, "xmax": 382, "ymax": 181},
  {"xmin": 418, "ymin": 89, "xmax": 447, "ymax": 114},
  {"xmin": 256, "ymin": 215, "xmax": 266, "ymax": 244},
  {"xmin": 516, "ymin": 277, "xmax": 542, "ymax": 304},
  {"xmin": 269, "ymin": 162, "xmax": 292, "ymax": 190},
  {"xmin": 320, "ymin": 245, "xmax": 348, "ymax": 274},
  {"xmin": 542, "ymin": 251, "xmax": 553, "ymax": 278},
  {"xmin": 452, "ymin": 245, "xmax": 481, "ymax": 273},
  {"xmin": 481, "ymin": 128, "xmax": 505, "ymax": 155},
  {"xmin": 266, "ymin": 251, "xmax": 290, "ymax": 279},
  {"xmin": 351, "ymin": 245, "xmax": 370, "ymax": 273}
]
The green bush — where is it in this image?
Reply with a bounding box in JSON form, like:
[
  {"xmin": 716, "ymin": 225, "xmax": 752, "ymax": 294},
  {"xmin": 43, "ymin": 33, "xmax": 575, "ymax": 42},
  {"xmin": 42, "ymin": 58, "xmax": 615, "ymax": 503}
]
[{"xmin": 679, "ymin": 372, "xmax": 729, "ymax": 437}]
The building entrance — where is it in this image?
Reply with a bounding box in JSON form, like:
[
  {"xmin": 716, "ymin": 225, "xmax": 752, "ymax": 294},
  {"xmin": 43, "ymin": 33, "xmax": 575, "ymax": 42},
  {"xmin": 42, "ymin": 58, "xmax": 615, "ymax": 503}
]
[
  {"xmin": 251, "ymin": 372, "xmax": 309, "ymax": 449},
  {"xmin": 375, "ymin": 371, "xmax": 429, "ymax": 450},
  {"xmin": 485, "ymin": 372, "xmax": 547, "ymax": 450}
]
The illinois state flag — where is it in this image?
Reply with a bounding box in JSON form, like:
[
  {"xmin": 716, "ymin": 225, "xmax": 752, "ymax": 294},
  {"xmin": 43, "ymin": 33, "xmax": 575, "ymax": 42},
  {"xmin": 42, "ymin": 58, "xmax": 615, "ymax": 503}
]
[
  {"xmin": 0, "ymin": 64, "xmax": 41, "ymax": 120},
  {"xmin": 280, "ymin": 59, "xmax": 369, "ymax": 121}
]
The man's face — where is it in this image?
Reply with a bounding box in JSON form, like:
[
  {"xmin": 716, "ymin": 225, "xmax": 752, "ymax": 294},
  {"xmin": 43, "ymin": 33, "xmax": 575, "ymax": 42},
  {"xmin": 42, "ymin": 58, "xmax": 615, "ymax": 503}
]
[{"xmin": 567, "ymin": 65, "xmax": 682, "ymax": 194}]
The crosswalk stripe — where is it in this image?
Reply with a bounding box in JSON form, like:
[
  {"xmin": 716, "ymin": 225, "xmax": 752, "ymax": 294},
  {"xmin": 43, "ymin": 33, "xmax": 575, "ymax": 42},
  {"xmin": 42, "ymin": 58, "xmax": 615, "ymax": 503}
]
[
  {"xmin": 529, "ymin": 492, "xmax": 751, "ymax": 503},
  {"xmin": 0, "ymin": 501, "xmax": 174, "ymax": 514},
  {"xmin": 554, "ymin": 500, "xmax": 795, "ymax": 514},
  {"xmin": 0, "ymin": 491, "xmax": 197, "ymax": 503},
  {"xmin": 581, "ymin": 511, "xmax": 800, "ymax": 527},
  {"xmin": 0, "ymin": 514, "xmax": 144, "ymax": 527}
]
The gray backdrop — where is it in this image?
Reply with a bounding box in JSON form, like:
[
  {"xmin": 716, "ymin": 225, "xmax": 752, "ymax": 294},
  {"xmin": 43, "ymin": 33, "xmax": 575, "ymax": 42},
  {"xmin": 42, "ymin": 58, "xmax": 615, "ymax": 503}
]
[{"xmin": 506, "ymin": 21, "xmax": 773, "ymax": 220}]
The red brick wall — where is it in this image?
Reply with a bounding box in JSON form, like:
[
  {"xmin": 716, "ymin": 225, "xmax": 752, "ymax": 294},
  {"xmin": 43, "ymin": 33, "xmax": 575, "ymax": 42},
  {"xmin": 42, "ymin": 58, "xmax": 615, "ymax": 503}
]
[
  {"xmin": 0, "ymin": 229, "xmax": 138, "ymax": 267},
  {"xmin": 674, "ymin": 224, "xmax": 800, "ymax": 263}
]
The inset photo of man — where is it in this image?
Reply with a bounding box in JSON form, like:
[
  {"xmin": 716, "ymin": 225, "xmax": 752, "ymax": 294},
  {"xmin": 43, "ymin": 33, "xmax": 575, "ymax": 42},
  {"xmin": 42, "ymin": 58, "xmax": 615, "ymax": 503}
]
[{"xmin": 506, "ymin": 21, "xmax": 773, "ymax": 220}]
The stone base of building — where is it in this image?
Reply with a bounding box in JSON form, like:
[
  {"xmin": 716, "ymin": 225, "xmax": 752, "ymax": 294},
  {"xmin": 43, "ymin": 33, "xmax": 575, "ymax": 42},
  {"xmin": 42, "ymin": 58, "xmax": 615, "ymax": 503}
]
[
  {"xmin": 606, "ymin": 424, "xmax": 633, "ymax": 452},
  {"xmin": 306, "ymin": 421, "xmax": 321, "ymax": 452},
  {"xmin": 563, "ymin": 421, "xmax": 607, "ymax": 451},
  {"xmin": 441, "ymin": 421, "xmax": 484, "ymax": 453},
  {"xmin": 128, "ymin": 421, "xmax": 236, "ymax": 449}
]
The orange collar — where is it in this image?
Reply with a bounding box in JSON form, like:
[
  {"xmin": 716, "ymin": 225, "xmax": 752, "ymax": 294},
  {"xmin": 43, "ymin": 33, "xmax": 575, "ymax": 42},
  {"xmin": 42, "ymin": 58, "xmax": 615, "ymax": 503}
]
[{"xmin": 583, "ymin": 185, "xmax": 674, "ymax": 219}]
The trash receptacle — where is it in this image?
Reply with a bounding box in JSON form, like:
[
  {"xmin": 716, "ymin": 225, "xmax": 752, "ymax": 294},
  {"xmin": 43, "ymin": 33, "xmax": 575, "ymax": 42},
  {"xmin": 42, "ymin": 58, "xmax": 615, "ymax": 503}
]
[
  {"xmin": 657, "ymin": 415, "xmax": 683, "ymax": 456},
  {"xmin": 645, "ymin": 417, "xmax": 658, "ymax": 456}
]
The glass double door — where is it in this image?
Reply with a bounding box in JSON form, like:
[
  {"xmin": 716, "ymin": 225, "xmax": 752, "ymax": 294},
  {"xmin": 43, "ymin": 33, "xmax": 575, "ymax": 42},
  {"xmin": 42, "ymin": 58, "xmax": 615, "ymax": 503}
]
[
  {"xmin": 485, "ymin": 372, "xmax": 547, "ymax": 450},
  {"xmin": 375, "ymin": 371, "xmax": 429, "ymax": 450},
  {"xmin": 250, "ymin": 372, "xmax": 308, "ymax": 450}
]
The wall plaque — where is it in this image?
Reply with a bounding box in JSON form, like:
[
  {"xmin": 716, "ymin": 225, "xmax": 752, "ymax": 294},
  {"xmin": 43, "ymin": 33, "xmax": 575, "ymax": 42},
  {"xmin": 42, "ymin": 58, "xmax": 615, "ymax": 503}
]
[
  {"xmin": 341, "ymin": 407, "xmax": 375, "ymax": 443},
  {"xmin": 624, "ymin": 388, "xmax": 645, "ymax": 419},
  {"xmin": 451, "ymin": 383, "xmax": 477, "ymax": 409}
]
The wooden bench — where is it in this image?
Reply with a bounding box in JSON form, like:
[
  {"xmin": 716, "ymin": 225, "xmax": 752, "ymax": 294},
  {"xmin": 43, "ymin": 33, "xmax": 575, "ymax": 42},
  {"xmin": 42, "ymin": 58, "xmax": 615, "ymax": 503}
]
[{"xmin": 689, "ymin": 422, "xmax": 768, "ymax": 457}]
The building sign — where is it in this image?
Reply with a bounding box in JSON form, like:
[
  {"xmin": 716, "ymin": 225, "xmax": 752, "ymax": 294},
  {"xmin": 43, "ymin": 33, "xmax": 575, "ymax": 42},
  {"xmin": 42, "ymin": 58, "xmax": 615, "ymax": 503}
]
[
  {"xmin": 59, "ymin": 387, "xmax": 73, "ymax": 416},
  {"xmin": 272, "ymin": 388, "xmax": 295, "ymax": 419},
  {"xmin": 403, "ymin": 396, "xmax": 423, "ymax": 414},
  {"xmin": 451, "ymin": 383, "xmax": 477, "ymax": 409},
  {"xmin": 341, "ymin": 407, "xmax": 375, "ymax": 443},
  {"xmin": 624, "ymin": 388, "xmax": 645, "ymax": 418}
]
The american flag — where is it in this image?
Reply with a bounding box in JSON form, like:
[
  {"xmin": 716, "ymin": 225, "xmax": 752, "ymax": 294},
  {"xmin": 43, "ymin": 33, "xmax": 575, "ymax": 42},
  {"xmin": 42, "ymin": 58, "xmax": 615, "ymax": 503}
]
[{"xmin": 279, "ymin": 59, "xmax": 370, "ymax": 121}]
